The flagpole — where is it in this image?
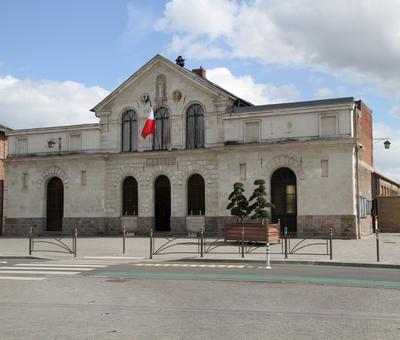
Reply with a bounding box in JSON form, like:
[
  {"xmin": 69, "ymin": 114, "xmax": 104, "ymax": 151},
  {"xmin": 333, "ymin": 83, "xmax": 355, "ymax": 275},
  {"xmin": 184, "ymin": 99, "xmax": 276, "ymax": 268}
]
[{"xmin": 150, "ymin": 99, "xmax": 161, "ymax": 150}]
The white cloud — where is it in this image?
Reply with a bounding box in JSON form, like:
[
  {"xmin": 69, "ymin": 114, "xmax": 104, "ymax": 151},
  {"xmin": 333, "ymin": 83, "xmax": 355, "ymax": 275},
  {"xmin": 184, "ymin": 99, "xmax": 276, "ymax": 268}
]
[
  {"xmin": 166, "ymin": 36, "xmax": 229, "ymax": 59},
  {"xmin": 157, "ymin": 0, "xmax": 400, "ymax": 95},
  {"xmin": 315, "ymin": 87, "xmax": 333, "ymax": 98},
  {"xmin": 155, "ymin": 0, "xmax": 237, "ymax": 40},
  {"xmin": 0, "ymin": 75, "xmax": 109, "ymax": 129},
  {"xmin": 373, "ymin": 122, "xmax": 400, "ymax": 182},
  {"xmin": 207, "ymin": 67, "xmax": 299, "ymax": 104}
]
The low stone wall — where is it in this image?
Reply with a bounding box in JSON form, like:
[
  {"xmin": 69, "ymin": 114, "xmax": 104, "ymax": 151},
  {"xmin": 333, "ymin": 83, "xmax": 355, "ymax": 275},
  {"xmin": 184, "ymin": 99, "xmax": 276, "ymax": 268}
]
[
  {"xmin": 3, "ymin": 218, "xmax": 46, "ymax": 236},
  {"xmin": 3, "ymin": 214, "xmax": 360, "ymax": 238},
  {"xmin": 62, "ymin": 218, "xmax": 121, "ymax": 236},
  {"xmin": 297, "ymin": 215, "xmax": 357, "ymax": 239}
]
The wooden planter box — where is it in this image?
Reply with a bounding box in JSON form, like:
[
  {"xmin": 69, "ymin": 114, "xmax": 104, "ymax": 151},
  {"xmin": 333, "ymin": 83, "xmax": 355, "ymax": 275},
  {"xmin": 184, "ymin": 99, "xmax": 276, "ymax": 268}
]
[{"xmin": 224, "ymin": 223, "xmax": 280, "ymax": 242}]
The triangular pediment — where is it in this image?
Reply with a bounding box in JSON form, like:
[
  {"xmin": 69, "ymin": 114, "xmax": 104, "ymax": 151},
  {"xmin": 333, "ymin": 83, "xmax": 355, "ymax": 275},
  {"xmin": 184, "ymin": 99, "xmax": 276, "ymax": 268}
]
[{"xmin": 91, "ymin": 54, "xmax": 251, "ymax": 113}]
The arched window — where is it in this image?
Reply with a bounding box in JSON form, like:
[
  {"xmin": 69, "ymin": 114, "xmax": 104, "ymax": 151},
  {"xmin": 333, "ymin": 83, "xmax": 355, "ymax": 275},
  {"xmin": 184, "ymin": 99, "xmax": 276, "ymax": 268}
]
[
  {"xmin": 271, "ymin": 167, "xmax": 297, "ymax": 233},
  {"xmin": 187, "ymin": 174, "xmax": 205, "ymax": 215},
  {"xmin": 186, "ymin": 104, "xmax": 204, "ymax": 149},
  {"xmin": 122, "ymin": 177, "xmax": 138, "ymax": 216},
  {"xmin": 121, "ymin": 110, "xmax": 138, "ymax": 152},
  {"xmin": 153, "ymin": 107, "xmax": 170, "ymax": 150}
]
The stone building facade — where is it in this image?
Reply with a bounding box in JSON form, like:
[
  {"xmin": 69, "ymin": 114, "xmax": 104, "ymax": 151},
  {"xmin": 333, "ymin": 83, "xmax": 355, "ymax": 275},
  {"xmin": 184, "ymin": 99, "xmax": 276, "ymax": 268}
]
[
  {"xmin": 2, "ymin": 55, "xmax": 377, "ymax": 238},
  {"xmin": 0, "ymin": 125, "xmax": 10, "ymax": 235}
]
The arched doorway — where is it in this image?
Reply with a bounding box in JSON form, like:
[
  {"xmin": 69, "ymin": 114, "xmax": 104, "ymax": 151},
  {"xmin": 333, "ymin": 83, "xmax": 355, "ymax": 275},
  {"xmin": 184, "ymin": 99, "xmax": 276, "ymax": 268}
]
[
  {"xmin": 46, "ymin": 177, "xmax": 64, "ymax": 232},
  {"xmin": 122, "ymin": 176, "xmax": 138, "ymax": 216},
  {"xmin": 154, "ymin": 175, "xmax": 171, "ymax": 231},
  {"xmin": 187, "ymin": 174, "xmax": 205, "ymax": 215},
  {"xmin": 271, "ymin": 168, "xmax": 297, "ymax": 233}
]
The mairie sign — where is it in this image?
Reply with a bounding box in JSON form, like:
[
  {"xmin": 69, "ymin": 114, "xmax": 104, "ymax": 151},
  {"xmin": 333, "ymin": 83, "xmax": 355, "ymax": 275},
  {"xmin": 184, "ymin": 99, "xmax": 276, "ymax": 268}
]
[{"xmin": 146, "ymin": 157, "xmax": 176, "ymax": 166}]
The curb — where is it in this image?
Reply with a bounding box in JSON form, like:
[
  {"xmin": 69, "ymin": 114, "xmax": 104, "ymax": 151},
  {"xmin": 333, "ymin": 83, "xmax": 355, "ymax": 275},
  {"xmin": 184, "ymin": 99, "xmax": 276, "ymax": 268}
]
[
  {"xmin": 0, "ymin": 255, "xmax": 46, "ymax": 260},
  {"xmin": 170, "ymin": 258, "xmax": 400, "ymax": 269}
]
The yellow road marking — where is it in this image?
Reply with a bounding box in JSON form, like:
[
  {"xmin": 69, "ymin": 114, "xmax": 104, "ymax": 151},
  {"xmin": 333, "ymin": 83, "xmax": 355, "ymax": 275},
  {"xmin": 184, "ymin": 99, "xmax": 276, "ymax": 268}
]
[{"xmin": 131, "ymin": 263, "xmax": 264, "ymax": 270}]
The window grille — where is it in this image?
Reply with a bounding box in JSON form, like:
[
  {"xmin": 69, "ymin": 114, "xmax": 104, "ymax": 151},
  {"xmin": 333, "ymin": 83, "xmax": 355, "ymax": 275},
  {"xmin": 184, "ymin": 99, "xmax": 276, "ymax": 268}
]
[
  {"xmin": 153, "ymin": 107, "xmax": 170, "ymax": 150},
  {"xmin": 359, "ymin": 196, "xmax": 371, "ymax": 218}
]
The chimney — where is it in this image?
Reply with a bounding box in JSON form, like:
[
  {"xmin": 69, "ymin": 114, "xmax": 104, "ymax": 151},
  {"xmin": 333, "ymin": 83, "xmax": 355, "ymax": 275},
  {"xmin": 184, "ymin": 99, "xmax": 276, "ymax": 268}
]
[
  {"xmin": 192, "ymin": 66, "xmax": 206, "ymax": 78},
  {"xmin": 175, "ymin": 56, "xmax": 185, "ymax": 67}
]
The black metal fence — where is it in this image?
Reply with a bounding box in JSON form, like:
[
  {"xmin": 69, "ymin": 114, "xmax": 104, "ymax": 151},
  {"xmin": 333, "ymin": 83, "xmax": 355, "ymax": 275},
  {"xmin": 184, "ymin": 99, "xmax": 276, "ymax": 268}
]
[
  {"xmin": 28, "ymin": 227, "xmax": 77, "ymax": 257},
  {"xmin": 149, "ymin": 227, "xmax": 333, "ymax": 260}
]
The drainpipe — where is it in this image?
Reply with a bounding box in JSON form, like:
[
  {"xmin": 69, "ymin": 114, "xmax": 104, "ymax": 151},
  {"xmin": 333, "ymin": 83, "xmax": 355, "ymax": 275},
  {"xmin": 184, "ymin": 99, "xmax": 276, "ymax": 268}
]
[{"xmin": 354, "ymin": 101, "xmax": 361, "ymax": 239}]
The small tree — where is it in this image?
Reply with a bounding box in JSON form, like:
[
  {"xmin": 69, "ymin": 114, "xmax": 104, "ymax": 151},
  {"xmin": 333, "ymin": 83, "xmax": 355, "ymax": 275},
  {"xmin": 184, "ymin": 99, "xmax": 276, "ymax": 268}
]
[
  {"xmin": 226, "ymin": 182, "xmax": 249, "ymax": 223},
  {"xmin": 248, "ymin": 179, "xmax": 274, "ymax": 224}
]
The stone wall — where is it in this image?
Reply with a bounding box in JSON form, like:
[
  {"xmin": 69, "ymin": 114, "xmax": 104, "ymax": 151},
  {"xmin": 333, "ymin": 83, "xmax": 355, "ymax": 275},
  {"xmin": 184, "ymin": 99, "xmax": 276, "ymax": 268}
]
[
  {"xmin": 377, "ymin": 196, "xmax": 400, "ymax": 232},
  {"xmin": 3, "ymin": 217, "xmax": 45, "ymax": 236},
  {"xmin": 297, "ymin": 215, "xmax": 356, "ymax": 238},
  {"xmin": 0, "ymin": 131, "xmax": 6, "ymax": 234}
]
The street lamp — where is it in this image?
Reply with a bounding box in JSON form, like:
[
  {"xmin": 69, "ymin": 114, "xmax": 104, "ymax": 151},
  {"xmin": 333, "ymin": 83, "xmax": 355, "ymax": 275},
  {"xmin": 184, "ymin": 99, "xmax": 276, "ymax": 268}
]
[{"xmin": 374, "ymin": 138, "xmax": 391, "ymax": 150}]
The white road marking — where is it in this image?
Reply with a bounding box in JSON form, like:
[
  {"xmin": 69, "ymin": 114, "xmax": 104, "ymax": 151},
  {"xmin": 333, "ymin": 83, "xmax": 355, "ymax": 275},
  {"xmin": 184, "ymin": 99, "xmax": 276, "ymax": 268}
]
[
  {"xmin": 0, "ymin": 276, "xmax": 46, "ymax": 281},
  {"xmin": 0, "ymin": 261, "xmax": 7, "ymax": 264},
  {"xmin": 0, "ymin": 270, "xmax": 79, "ymax": 275},
  {"xmin": 1, "ymin": 266, "xmax": 94, "ymax": 271},
  {"xmin": 15, "ymin": 263, "xmax": 106, "ymax": 268},
  {"xmin": 84, "ymin": 256, "xmax": 145, "ymax": 260}
]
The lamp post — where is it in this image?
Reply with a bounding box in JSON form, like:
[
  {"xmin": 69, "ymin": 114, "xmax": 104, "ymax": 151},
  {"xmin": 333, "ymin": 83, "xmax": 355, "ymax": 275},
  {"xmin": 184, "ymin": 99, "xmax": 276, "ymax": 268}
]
[
  {"xmin": 48, "ymin": 137, "xmax": 62, "ymax": 155},
  {"xmin": 373, "ymin": 138, "xmax": 391, "ymax": 149}
]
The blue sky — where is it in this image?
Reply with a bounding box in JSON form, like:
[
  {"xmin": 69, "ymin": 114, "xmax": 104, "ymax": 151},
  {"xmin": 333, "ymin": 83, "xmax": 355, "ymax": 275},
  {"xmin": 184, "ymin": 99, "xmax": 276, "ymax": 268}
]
[{"xmin": 0, "ymin": 0, "xmax": 399, "ymax": 180}]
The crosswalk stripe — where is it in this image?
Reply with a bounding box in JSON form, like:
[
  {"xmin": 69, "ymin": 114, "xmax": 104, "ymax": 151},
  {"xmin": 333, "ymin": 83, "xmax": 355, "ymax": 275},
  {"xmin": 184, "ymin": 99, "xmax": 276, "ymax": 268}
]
[
  {"xmin": 15, "ymin": 263, "xmax": 106, "ymax": 268},
  {"xmin": 1, "ymin": 266, "xmax": 94, "ymax": 271},
  {"xmin": 0, "ymin": 270, "xmax": 79, "ymax": 275},
  {"xmin": 0, "ymin": 276, "xmax": 47, "ymax": 281}
]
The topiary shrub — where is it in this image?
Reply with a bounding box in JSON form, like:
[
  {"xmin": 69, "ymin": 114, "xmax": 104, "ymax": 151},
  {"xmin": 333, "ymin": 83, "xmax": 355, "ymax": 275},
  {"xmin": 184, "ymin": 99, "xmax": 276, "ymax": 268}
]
[
  {"xmin": 248, "ymin": 179, "xmax": 274, "ymax": 224},
  {"xmin": 226, "ymin": 182, "xmax": 249, "ymax": 223}
]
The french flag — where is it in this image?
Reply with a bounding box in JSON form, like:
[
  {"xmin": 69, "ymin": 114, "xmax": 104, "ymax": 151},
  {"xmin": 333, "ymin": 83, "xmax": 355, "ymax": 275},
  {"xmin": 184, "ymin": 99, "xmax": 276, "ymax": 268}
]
[{"xmin": 141, "ymin": 106, "xmax": 155, "ymax": 138}]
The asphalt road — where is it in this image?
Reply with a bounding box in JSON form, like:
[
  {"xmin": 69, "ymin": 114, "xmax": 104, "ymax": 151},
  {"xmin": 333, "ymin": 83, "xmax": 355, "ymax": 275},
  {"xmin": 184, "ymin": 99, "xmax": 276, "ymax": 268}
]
[
  {"xmin": 87, "ymin": 261, "xmax": 400, "ymax": 289},
  {"xmin": 0, "ymin": 258, "xmax": 400, "ymax": 339}
]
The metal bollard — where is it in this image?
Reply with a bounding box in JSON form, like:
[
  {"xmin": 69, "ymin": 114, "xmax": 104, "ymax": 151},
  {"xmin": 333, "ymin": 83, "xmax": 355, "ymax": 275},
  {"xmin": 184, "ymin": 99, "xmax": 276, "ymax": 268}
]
[
  {"xmin": 122, "ymin": 227, "xmax": 126, "ymax": 254},
  {"xmin": 265, "ymin": 219, "xmax": 271, "ymax": 269},
  {"xmin": 74, "ymin": 228, "xmax": 78, "ymax": 258},
  {"xmin": 284, "ymin": 227, "xmax": 288, "ymax": 259},
  {"xmin": 241, "ymin": 227, "xmax": 245, "ymax": 258},
  {"xmin": 149, "ymin": 229, "xmax": 153, "ymax": 259},
  {"xmin": 200, "ymin": 227, "xmax": 204, "ymax": 258},
  {"xmin": 29, "ymin": 227, "xmax": 33, "ymax": 255},
  {"xmin": 376, "ymin": 226, "xmax": 380, "ymax": 262},
  {"xmin": 329, "ymin": 228, "xmax": 333, "ymax": 260}
]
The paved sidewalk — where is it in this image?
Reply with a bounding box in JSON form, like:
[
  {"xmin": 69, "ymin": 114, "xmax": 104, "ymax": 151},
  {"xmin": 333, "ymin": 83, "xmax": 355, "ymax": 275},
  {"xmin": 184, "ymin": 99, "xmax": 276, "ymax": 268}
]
[{"xmin": 0, "ymin": 233, "xmax": 399, "ymax": 267}]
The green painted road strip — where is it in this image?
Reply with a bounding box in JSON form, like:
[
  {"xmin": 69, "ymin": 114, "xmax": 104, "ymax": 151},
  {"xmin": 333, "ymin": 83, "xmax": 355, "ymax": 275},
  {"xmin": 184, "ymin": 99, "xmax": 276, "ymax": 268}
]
[{"xmin": 97, "ymin": 271, "xmax": 400, "ymax": 289}]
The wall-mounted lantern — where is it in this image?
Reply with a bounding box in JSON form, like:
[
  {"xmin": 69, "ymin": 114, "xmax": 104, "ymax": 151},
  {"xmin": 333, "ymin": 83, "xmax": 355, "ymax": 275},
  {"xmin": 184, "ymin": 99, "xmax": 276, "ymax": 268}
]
[
  {"xmin": 47, "ymin": 137, "xmax": 62, "ymax": 154},
  {"xmin": 374, "ymin": 137, "xmax": 391, "ymax": 150}
]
